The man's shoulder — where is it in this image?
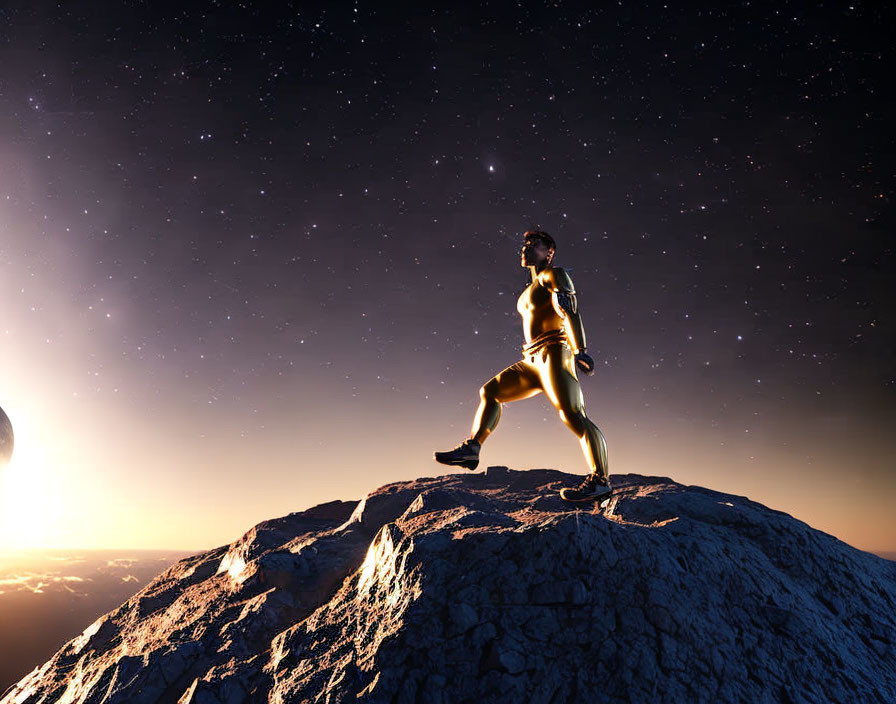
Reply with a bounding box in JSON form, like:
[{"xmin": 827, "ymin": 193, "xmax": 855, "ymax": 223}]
[{"xmin": 538, "ymin": 266, "xmax": 575, "ymax": 292}]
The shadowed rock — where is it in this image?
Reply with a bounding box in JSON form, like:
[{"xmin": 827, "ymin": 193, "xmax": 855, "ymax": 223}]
[{"xmin": 2, "ymin": 469, "xmax": 894, "ymax": 704}]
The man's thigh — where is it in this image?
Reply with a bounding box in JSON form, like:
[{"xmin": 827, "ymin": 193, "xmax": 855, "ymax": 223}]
[
  {"xmin": 539, "ymin": 347, "xmax": 585, "ymax": 413},
  {"xmin": 484, "ymin": 359, "xmax": 543, "ymax": 403}
]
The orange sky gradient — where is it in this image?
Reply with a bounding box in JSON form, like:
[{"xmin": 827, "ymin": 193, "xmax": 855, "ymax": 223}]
[{"xmin": 1, "ymin": 357, "xmax": 893, "ymax": 558}]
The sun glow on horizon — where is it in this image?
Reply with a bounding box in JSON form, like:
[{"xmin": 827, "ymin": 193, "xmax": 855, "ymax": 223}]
[{"xmin": 0, "ymin": 415, "xmax": 64, "ymax": 552}]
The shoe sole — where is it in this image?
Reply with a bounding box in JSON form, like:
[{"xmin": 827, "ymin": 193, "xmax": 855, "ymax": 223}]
[
  {"xmin": 433, "ymin": 454, "xmax": 479, "ymax": 471},
  {"xmin": 559, "ymin": 488, "xmax": 613, "ymax": 503}
]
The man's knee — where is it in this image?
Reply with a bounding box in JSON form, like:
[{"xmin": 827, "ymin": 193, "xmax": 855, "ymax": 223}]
[
  {"xmin": 480, "ymin": 378, "xmax": 500, "ymax": 400},
  {"xmin": 558, "ymin": 407, "xmax": 587, "ymax": 433}
]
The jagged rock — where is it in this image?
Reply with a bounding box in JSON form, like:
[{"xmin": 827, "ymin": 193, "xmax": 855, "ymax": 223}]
[{"xmin": 2, "ymin": 469, "xmax": 894, "ymax": 703}]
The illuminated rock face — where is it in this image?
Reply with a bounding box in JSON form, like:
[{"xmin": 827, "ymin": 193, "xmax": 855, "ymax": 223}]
[{"xmin": 3, "ymin": 468, "xmax": 895, "ymax": 704}]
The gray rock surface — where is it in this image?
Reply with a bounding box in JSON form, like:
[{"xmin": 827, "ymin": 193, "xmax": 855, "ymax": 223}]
[{"xmin": 2, "ymin": 469, "xmax": 894, "ymax": 703}]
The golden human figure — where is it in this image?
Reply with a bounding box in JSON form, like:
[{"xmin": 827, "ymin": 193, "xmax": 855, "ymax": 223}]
[{"xmin": 434, "ymin": 230, "xmax": 612, "ymax": 503}]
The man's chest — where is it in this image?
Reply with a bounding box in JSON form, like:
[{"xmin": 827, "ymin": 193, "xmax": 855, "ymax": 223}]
[{"xmin": 516, "ymin": 282, "xmax": 554, "ymax": 317}]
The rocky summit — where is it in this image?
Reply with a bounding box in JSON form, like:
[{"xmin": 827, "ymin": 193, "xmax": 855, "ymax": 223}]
[{"xmin": 2, "ymin": 467, "xmax": 895, "ymax": 704}]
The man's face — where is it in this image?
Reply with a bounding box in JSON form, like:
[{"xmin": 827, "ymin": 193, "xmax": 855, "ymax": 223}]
[{"xmin": 520, "ymin": 238, "xmax": 553, "ymax": 267}]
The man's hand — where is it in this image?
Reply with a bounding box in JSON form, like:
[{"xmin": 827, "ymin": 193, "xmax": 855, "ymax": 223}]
[{"xmin": 575, "ymin": 351, "xmax": 595, "ymax": 376}]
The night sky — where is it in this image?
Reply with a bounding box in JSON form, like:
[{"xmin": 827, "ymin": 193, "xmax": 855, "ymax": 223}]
[{"xmin": 0, "ymin": 2, "xmax": 893, "ymax": 554}]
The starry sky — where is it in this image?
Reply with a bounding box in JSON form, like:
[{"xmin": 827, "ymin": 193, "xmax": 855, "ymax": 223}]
[{"xmin": 0, "ymin": 2, "xmax": 893, "ymax": 554}]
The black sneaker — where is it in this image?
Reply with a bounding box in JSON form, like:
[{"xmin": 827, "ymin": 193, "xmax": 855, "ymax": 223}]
[
  {"xmin": 560, "ymin": 474, "xmax": 613, "ymax": 503},
  {"xmin": 433, "ymin": 439, "xmax": 481, "ymax": 471}
]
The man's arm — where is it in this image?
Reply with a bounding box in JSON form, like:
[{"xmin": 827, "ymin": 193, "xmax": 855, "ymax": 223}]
[
  {"xmin": 542, "ymin": 267, "xmax": 587, "ymax": 354},
  {"xmin": 542, "ymin": 267, "xmax": 595, "ymax": 375}
]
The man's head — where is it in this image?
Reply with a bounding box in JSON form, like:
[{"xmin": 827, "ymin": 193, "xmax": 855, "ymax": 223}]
[{"xmin": 520, "ymin": 230, "xmax": 555, "ymax": 268}]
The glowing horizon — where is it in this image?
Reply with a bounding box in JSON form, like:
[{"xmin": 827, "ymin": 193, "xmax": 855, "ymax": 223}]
[{"xmin": 0, "ymin": 370, "xmax": 893, "ymax": 556}]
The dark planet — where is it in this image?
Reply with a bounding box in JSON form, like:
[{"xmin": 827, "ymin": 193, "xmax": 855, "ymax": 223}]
[{"xmin": 0, "ymin": 405, "xmax": 13, "ymax": 467}]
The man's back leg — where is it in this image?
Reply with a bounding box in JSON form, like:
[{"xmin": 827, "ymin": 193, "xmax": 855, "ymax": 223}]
[{"xmin": 541, "ymin": 347, "xmax": 610, "ymax": 483}]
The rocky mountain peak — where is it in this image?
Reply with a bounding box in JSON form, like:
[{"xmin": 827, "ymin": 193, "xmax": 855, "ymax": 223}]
[{"xmin": 3, "ymin": 468, "xmax": 894, "ymax": 703}]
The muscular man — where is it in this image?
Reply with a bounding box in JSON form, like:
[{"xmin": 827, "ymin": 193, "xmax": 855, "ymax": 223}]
[{"xmin": 434, "ymin": 230, "xmax": 612, "ymax": 503}]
